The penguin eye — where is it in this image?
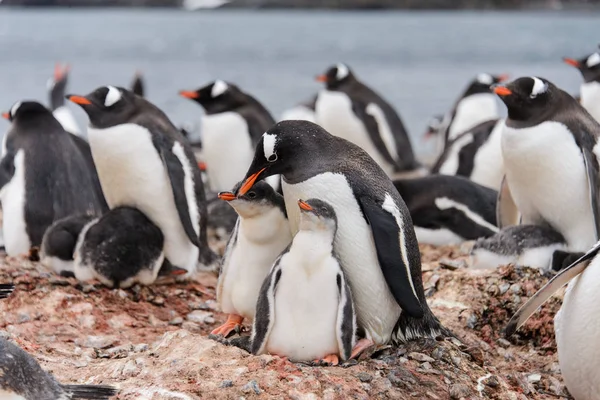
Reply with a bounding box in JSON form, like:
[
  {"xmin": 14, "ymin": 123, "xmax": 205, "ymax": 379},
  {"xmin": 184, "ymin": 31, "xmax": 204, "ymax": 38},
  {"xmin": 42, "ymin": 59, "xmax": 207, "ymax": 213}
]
[
  {"xmin": 267, "ymin": 153, "xmax": 278, "ymax": 162},
  {"xmin": 247, "ymin": 191, "xmax": 256, "ymax": 199}
]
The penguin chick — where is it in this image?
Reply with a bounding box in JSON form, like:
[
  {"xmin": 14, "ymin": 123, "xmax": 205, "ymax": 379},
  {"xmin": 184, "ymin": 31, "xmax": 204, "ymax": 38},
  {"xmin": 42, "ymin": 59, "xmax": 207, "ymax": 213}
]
[
  {"xmin": 213, "ymin": 181, "xmax": 291, "ymax": 337},
  {"xmin": 40, "ymin": 214, "xmax": 96, "ymax": 277},
  {"xmin": 0, "ymin": 338, "xmax": 117, "ymax": 400},
  {"xmin": 251, "ymin": 199, "xmax": 356, "ymax": 364},
  {"xmin": 0, "ymin": 283, "xmax": 14, "ymax": 299},
  {"xmin": 74, "ymin": 207, "xmax": 165, "ymax": 289}
]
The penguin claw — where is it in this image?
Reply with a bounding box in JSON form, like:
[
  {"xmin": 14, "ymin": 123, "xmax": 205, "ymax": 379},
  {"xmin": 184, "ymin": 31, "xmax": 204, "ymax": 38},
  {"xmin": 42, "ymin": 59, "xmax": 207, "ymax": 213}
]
[
  {"xmin": 314, "ymin": 354, "xmax": 339, "ymax": 366},
  {"xmin": 210, "ymin": 314, "xmax": 244, "ymax": 337},
  {"xmin": 350, "ymin": 338, "xmax": 375, "ymax": 360}
]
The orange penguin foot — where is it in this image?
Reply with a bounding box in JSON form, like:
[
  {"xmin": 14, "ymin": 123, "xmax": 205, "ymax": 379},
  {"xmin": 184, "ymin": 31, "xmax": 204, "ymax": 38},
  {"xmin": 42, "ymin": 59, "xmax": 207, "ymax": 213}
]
[
  {"xmin": 350, "ymin": 338, "xmax": 375, "ymax": 359},
  {"xmin": 210, "ymin": 314, "xmax": 244, "ymax": 337},
  {"xmin": 314, "ymin": 354, "xmax": 339, "ymax": 366}
]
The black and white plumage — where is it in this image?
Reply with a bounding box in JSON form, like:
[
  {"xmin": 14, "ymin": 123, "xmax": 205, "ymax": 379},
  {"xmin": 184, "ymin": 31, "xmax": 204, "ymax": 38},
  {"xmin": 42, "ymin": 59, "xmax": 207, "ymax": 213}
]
[
  {"xmin": 179, "ymin": 80, "xmax": 277, "ymax": 192},
  {"xmin": 68, "ymin": 86, "xmax": 218, "ymax": 274},
  {"xmin": 251, "ymin": 198, "xmax": 356, "ymax": 364},
  {"xmin": 0, "ymin": 101, "xmax": 105, "ymax": 256},
  {"xmin": 394, "ymin": 175, "xmax": 498, "ymax": 245},
  {"xmin": 564, "ymin": 51, "xmax": 600, "ymax": 123},
  {"xmin": 0, "ymin": 338, "xmax": 117, "ymax": 400},
  {"xmin": 494, "ymin": 77, "xmax": 600, "ymax": 254},
  {"xmin": 314, "ymin": 64, "xmax": 422, "ymax": 178},
  {"xmin": 74, "ymin": 207, "xmax": 165, "ymax": 288},
  {"xmin": 238, "ymin": 120, "xmax": 447, "ymax": 346},
  {"xmin": 0, "ymin": 283, "xmax": 14, "ymax": 299},
  {"xmin": 47, "ymin": 63, "xmax": 81, "ymax": 136}
]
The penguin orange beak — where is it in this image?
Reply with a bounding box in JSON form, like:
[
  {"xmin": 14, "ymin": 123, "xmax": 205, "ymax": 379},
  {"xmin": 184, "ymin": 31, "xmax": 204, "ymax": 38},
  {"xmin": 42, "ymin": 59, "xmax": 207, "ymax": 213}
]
[
  {"xmin": 179, "ymin": 91, "xmax": 199, "ymax": 99},
  {"xmin": 298, "ymin": 199, "xmax": 312, "ymax": 211},
  {"xmin": 54, "ymin": 63, "xmax": 70, "ymax": 81},
  {"xmin": 66, "ymin": 95, "xmax": 92, "ymax": 105},
  {"xmin": 563, "ymin": 57, "xmax": 580, "ymax": 68},
  {"xmin": 198, "ymin": 161, "xmax": 207, "ymax": 171},
  {"xmin": 315, "ymin": 75, "xmax": 328, "ymax": 83},
  {"xmin": 493, "ymin": 86, "xmax": 512, "ymax": 97},
  {"xmin": 218, "ymin": 191, "xmax": 236, "ymax": 201},
  {"xmin": 497, "ymin": 74, "xmax": 509, "ymax": 82},
  {"xmin": 239, "ymin": 168, "xmax": 266, "ymax": 196},
  {"xmin": 1, "ymin": 112, "xmax": 9, "ymax": 120}
]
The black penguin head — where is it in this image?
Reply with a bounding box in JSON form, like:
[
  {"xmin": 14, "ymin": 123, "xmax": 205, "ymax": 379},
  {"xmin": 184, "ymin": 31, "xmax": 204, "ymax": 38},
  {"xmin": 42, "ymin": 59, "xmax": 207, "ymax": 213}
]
[
  {"xmin": 316, "ymin": 63, "xmax": 354, "ymax": 90},
  {"xmin": 462, "ymin": 73, "xmax": 509, "ymax": 97},
  {"xmin": 2, "ymin": 101, "xmax": 53, "ymax": 123},
  {"xmin": 179, "ymin": 80, "xmax": 245, "ymax": 114},
  {"xmin": 47, "ymin": 63, "xmax": 70, "ymax": 110},
  {"xmin": 218, "ymin": 181, "xmax": 284, "ymax": 219},
  {"xmin": 298, "ymin": 198, "xmax": 338, "ymax": 233},
  {"xmin": 564, "ymin": 52, "xmax": 600, "ymax": 83},
  {"xmin": 493, "ymin": 76, "xmax": 557, "ymax": 122},
  {"xmin": 66, "ymin": 86, "xmax": 138, "ymax": 128}
]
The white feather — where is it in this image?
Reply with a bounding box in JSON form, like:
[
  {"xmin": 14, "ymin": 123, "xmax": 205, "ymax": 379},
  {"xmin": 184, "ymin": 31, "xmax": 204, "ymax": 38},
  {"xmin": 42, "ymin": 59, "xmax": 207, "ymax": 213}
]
[
  {"xmin": 336, "ymin": 64, "xmax": 349, "ymax": 80},
  {"xmin": 366, "ymin": 102, "xmax": 398, "ymax": 162},
  {"xmin": 448, "ymin": 93, "xmax": 500, "ymax": 141},
  {"xmin": 530, "ymin": 77, "xmax": 547, "ymax": 97},
  {"xmin": 0, "ymin": 150, "xmax": 30, "ymax": 256},
  {"xmin": 104, "ymin": 86, "xmax": 122, "ymax": 107},
  {"xmin": 437, "ymin": 133, "xmax": 474, "ymax": 176},
  {"xmin": 476, "ymin": 73, "xmax": 493, "ymax": 85},
  {"xmin": 172, "ymin": 142, "xmax": 199, "ymax": 235},
  {"xmin": 52, "ymin": 106, "xmax": 81, "ymax": 136},
  {"xmin": 41, "ymin": 256, "xmax": 74, "ymax": 275},
  {"xmin": 262, "ymin": 133, "xmax": 277, "ymax": 161},
  {"xmin": 0, "ymin": 390, "xmax": 27, "ymax": 400},
  {"xmin": 9, "ymin": 101, "xmax": 21, "ymax": 118},
  {"xmin": 414, "ymin": 226, "xmax": 464, "ymax": 246},
  {"xmin": 434, "ymin": 197, "xmax": 499, "ymax": 233},
  {"xmin": 211, "ymin": 80, "xmax": 228, "ymax": 98},
  {"xmin": 469, "ymin": 119, "xmax": 505, "ymax": 190},
  {"xmin": 586, "ymin": 53, "xmax": 600, "ymax": 68},
  {"xmin": 581, "ymin": 81, "xmax": 600, "ymax": 123}
]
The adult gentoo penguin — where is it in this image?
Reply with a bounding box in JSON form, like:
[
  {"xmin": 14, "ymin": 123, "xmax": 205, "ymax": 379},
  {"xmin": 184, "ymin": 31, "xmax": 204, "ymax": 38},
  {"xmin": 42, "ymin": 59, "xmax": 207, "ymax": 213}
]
[
  {"xmin": 67, "ymin": 86, "xmax": 218, "ymax": 273},
  {"xmin": 394, "ymin": 174, "xmax": 498, "ymax": 245},
  {"xmin": 494, "ymin": 77, "xmax": 600, "ymax": 253},
  {"xmin": 251, "ymin": 198, "xmax": 356, "ymax": 364},
  {"xmin": 179, "ymin": 80, "xmax": 277, "ymax": 192},
  {"xmin": 564, "ymin": 51, "xmax": 600, "ymax": 122},
  {"xmin": 0, "ymin": 101, "xmax": 105, "ymax": 256},
  {"xmin": 0, "ymin": 338, "xmax": 117, "ymax": 400},
  {"xmin": 47, "ymin": 63, "xmax": 81, "ymax": 136},
  {"xmin": 237, "ymin": 120, "xmax": 447, "ymax": 353},
  {"xmin": 314, "ymin": 64, "xmax": 422, "ymax": 178},
  {"xmin": 505, "ymin": 242, "xmax": 600, "ymax": 400},
  {"xmin": 0, "ymin": 283, "xmax": 14, "ymax": 299},
  {"xmin": 212, "ymin": 181, "xmax": 291, "ymax": 337}
]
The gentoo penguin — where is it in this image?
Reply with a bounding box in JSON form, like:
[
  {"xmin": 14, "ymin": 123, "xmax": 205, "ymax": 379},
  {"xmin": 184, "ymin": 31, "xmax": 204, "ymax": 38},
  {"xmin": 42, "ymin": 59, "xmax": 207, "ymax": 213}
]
[
  {"xmin": 67, "ymin": 86, "xmax": 218, "ymax": 274},
  {"xmin": 47, "ymin": 63, "xmax": 81, "ymax": 136},
  {"xmin": 440, "ymin": 73, "xmax": 507, "ymax": 146},
  {"xmin": 0, "ymin": 338, "xmax": 117, "ymax": 400},
  {"xmin": 494, "ymin": 77, "xmax": 600, "ymax": 253},
  {"xmin": 212, "ymin": 181, "xmax": 291, "ymax": 337},
  {"xmin": 431, "ymin": 118, "xmax": 505, "ymax": 190},
  {"xmin": 470, "ymin": 224, "xmax": 566, "ymax": 270},
  {"xmin": 179, "ymin": 80, "xmax": 278, "ymax": 192},
  {"xmin": 237, "ymin": 120, "xmax": 448, "ymax": 355},
  {"xmin": 314, "ymin": 64, "xmax": 422, "ymax": 178},
  {"xmin": 251, "ymin": 198, "xmax": 356, "ymax": 364},
  {"xmin": 131, "ymin": 71, "xmax": 145, "ymax": 97},
  {"xmin": 0, "ymin": 101, "xmax": 105, "ymax": 256},
  {"xmin": 505, "ymin": 242, "xmax": 600, "ymax": 400},
  {"xmin": 73, "ymin": 207, "xmax": 166, "ymax": 288},
  {"xmin": 40, "ymin": 214, "xmax": 96, "ymax": 277},
  {"xmin": 394, "ymin": 174, "xmax": 498, "ymax": 245},
  {"xmin": 0, "ymin": 283, "xmax": 14, "ymax": 299},
  {"xmin": 279, "ymin": 96, "xmax": 317, "ymax": 123},
  {"xmin": 564, "ymin": 52, "xmax": 600, "ymax": 122}
]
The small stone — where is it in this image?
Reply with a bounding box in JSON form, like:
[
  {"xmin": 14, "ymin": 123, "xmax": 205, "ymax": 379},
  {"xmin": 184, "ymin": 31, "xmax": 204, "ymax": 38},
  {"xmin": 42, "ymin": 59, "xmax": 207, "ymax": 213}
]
[
  {"xmin": 241, "ymin": 380, "xmax": 261, "ymax": 395},
  {"xmin": 116, "ymin": 289, "xmax": 128, "ymax": 298},
  {"xmin": 173, "ymin": 289, "xmax": 184, "ymax": 296},
  {"xmin": 408, "ymin": 352, "xmax": 435, "ymax": 363},
  {"xmin": 496, "ymin": 338, "xmax": 511, "ymax": 348},
  {"xmin": 122, "ymin": 359, "xmax": 139, "ymax": 377},
  {"xmin": 388, "ymin": 367, "xmax": 417, "ymax": 388},
  {"xmin": 148, "ymin": 314, "xmax": 166, "ymax": 327},
  {"xmin": 77, "ymin": 335, "xmax": 116, "ymax": 349},
  {"xmin": 169, "ymin": 317, "xmax": 183, "ymax": 326},
  {"xmin": 451, "ymin": 355, "xmax": 461, "ymax": 367},
  {"xmin": 421, "ymin": 362, "xmax": 432, "ymax": 370},
  {"xmin": 220, "ymin": 380, "xmax": 233, "ymax": 388},
  {"xmin": 499, "ymin": 283, "xmax": 511, "ymax": 294},
  {"xmin": 81, "ymin": 284, "xmax": 96, "ymax": 293},
  {"xmin": 105, "ymin": 344, "xmax": 133, "ymax": 358},
  {"xmin": 152, "ymin": 297, "xmax": 165, "ymax": 306},
  {"xmin": 449, "ymin": 383, "xmax": 472, "ymax": 399},
  {"xmin": 187, "ymin": 310, "xmax": 214, "ymax": 324},
  {"xmin": 466, "ymin": 314, "xmax": 478, "ymax": 329},
  {"xmin": 133, "ymin": 343, "xmax": 149, "ymax": 353},
  {"xmin": 510, "ymin": 284, "xmax": 521, "ymax": 294},
  {"xmin": 483, "ymin": 375, "xmax": 500, "ymax": 388},
  {"xmin": 357, "ymin": 372, "xmax": 372, "ymax": 383},
  {"xmin": 181, "ymin": 321, "xmax": 202, "ymax": 332},
  {"xmin": 527, "ymin": 373, "xmax": 541, "ymax": 383},
  {"xmin": 16, "ymin": 313, "xmax": 31, "ymax": 324}
]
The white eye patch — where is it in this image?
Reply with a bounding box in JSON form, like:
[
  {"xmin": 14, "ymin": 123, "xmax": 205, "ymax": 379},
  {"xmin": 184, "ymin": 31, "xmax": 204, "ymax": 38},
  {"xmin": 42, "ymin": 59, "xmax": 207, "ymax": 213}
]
[
  {"xmin": 476, "ymin": 73, "xmax": 493, "ymax": 85},
  {"xmin": 211, "ymin": 80, "xmax": 228, "ymax": 98},
  {"xmin": 10, "ymin": 101, "xmax": 22, "ymax": 117},
  {"xmin": 530, "ymin": 77, "xmax": 547, "ymax": 98},
  {"xmin": 587, "ymin": 53, "xmax": 600, "ymax": 68},
  {"xmin": 336, "ymin": 64, "xmax": 349, "ymax": 80},
  {"xmin": 104, "ymin": 86, "xmax": 122, "ymax": 107},
  {"xmin": 263, "ymin": 133, "xmax": 277, "ymax": 161}
]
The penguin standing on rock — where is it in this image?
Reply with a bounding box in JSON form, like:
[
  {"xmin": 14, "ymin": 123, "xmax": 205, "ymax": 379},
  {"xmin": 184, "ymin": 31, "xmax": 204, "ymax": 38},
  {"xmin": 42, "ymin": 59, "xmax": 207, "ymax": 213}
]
[
  {"xmin": 564, "ymin": 51, "xmax": 600, "ymax": 123},
  {"xmin": 67, "ymin": 86, "xmax": 218, "ymax": 274},
  {"xmin": 0, "ymin": 283, "xmax": 14, "ymax": 299},
  {"xmin": 238, "ymin": 120, "xmax": 448, "ymax": 355},
  {"xmin": 251, "ymin": 199, "xmax": 356, "ymax": 365},
  {"xmin": 314, "ymin": 64, "xmax": 422, "ymax": 178},
  {"xmin": 47, "ymin": 63, "xmax": 81, "ymax": 136},
  {"xmin": 0, "ymin": 338, "xmax": 117, "ymax": 400},
  {"xmin": 212, "ymin": 181, "xmax": 291, "ymax": 337},
  {"xmin": 494, "ymin": 77, "xmax": 600, "ymax": 254},
  {"xmin": 0, "ymin": 101, "xmax": 105, "ymax": 256}
]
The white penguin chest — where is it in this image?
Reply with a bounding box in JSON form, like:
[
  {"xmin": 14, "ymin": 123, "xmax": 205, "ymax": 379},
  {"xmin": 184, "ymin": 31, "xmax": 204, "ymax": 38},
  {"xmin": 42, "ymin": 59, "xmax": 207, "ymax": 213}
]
[
  {"xmin": 0, "ymin": 150, "xmax": 30, "ymax": 256},
  {"xmin": 282, "ymin": 173, "xmax": 400, "ymax": 344},
  {"xmin": 448, "ymin": 93, "xmax": 499, "ymax": 141},
  {"xmin": 315, "ymin": 91, "xmax": 394, "ymax": 176},
  {"xmin": 501, "ymin": 121, "xmax": 596, "ymax": 252},
  {"xmin": 202, "ymin": 112, "xmax": 253, "ymax": 192},
  {"xmin": 469, "ymin": 120, "xmax": 505, "ymax": 190},
  {"xmin": 581, "ymin": 81, "xmax": 600, "ymax": 123}
]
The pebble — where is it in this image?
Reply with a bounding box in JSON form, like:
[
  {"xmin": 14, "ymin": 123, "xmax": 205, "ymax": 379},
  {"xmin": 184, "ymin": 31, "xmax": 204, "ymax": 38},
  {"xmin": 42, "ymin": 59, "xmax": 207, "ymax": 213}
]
[
  {"xmin": 122, "ymin": 359, "xmax": 139, "ymax": 377},
  {"xmin": 152, "ymin": 297, "xmax": 165, "ymax": 306},
  {"xmin": 77, "ymin": 335, "xmax": 116, "ymax": 349},
  {"xmin": 169, "ymin": 317, "xmax": 184, "ymax": 326},
  {"xmin": 356, "ymin": 372, "xmax": 372, "ymax": 383},
  {"xmin": 241, "ymin": 380, "xmax": 261, "ymax": 395},
  {"xmin": 527, "ymin": 373, "xmax": 541, "ymax": 383},
  {"xmin": 187, "ymin": 310, "xmax": 215, "ymax": 324},
  {"xmin": 134, "ymin": 344, "xmax": 149, "ymax": 353},
  {"xmin": 449, "ymin": 383, "xmax": 472, "ymax": 399},
  {"xmin": 16, "ymin": 312, "xmax": 31, "ymax": 324},
  {"xmin": 466, "ymin": 314, "xmax": 478, "ymax": 329},
  {"xmin": 220, "ymin": 380, "xmax": 234, "ymax": 388},
  {"xmin": 388, "ymin": 367, "xmax": 417, "ymax": 388},
  {"xmin": 105, "ymin": 344, "xmax": 133, "ymax": 358},
  {"xmin": 408, "ymin": 352, "xmax": 435, "ymax": 363},
  {"xmin": 509, "ymin": 284, "xmax": 521, "ymax": 294},
  {"xmin": 496, "ymin": 338, "xmax": 511, "ymax": 348},
  {"xmin": 81, "ymin": 284, "xmax": 96, "ymax": 293},
  {"xmin": 499, "ymin": 283, "xmax": 511, "ymax": 294}
]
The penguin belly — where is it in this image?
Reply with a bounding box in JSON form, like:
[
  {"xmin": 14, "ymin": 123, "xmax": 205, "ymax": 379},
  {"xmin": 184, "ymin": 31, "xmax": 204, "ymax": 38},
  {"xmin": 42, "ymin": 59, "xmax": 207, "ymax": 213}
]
[
  {"xmin": 413, "ymin": 227, "xmax": 463, "ymax": 246},
  {"xmin": 282, "ymin": 173, "xmax": 401, "ymax": 344},
  {"xmin": 469, "ymin": 120, "xmax": 504, "ymax": 190},
  {"xmin": 502, "ymin": 122, "xmax": 596, "ymax": 252},
  {"xmin": 202, "ymin": 112, "xmax": 254, "ymax": 192},
  {"xmin": 316, "ymin": 91, "xmax": 394, "ymax": 176},
  {"xmin": 0, "ymin": 150, "xmax": 30, "ymax": 256},
  {"xmin": 88, "ymin": 125, "xmax": 199, "ymax": 272},
  {"xmin": 265, "ymin": 251, "xmax": 341, "ymax": 361},
  {"xmin": 555, "ymin": 256, "xmax": 600, "ymax": 400},
  {"xmin": 52, "ymin": 106, "xmax": 80, "ymax": 136},
  {"xmin": 448, "ymin": 93, "xmax": 499, "ymax": 141},
  {"xmin": 581, "ymin": 81, "xmax": 600, "ymax": 123}
]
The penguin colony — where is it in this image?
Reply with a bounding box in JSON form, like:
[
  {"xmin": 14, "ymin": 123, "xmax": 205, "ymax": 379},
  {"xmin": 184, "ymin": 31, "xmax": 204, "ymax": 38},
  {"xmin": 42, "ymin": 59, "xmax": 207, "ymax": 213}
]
[{"xmin": 0, "ymin": 44, "xmax": 599, "ymax": 398}]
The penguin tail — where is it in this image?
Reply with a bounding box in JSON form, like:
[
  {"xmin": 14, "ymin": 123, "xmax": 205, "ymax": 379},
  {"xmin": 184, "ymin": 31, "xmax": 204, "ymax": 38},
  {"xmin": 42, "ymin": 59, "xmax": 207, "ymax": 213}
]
[
  {"xmin": 62, "ymin": 384, "xmax": 118, "ymax": 399},
  {"xmin": 0, "ymin": 283, "xmax": 14, "ymax": 299},
  {"xmin": 393, "ymin": 308, "xmax": 455, "ymax": 343}
]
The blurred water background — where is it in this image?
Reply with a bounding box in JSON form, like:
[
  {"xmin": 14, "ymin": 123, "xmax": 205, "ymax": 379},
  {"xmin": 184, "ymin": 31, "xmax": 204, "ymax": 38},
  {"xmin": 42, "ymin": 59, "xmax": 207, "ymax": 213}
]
[{"xmin": 0, "ymin": 8, "xmax": 597, "ymax": 158}]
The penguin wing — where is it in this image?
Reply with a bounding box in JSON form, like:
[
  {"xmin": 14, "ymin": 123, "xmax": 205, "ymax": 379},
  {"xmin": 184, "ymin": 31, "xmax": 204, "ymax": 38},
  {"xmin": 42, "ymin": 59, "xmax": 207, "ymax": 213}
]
[
  {"xmin": 216, "ymin": 218, "xmax": 240, "ymax": 301},
  {"xmin": 159, "ymin": 145, "xmax": 201, "ymax": 248},
  {"xmin": 335, "ymin": 268, "xmax": 356, "ymax": 361},
  {"xmin": 582, "ymin": 147, "xmax": 600, "ymax": 240},
  {"xmin": 505, "ymin": 241, "xmax": 600, "ymax": 337},
  {"xmin": 359, "ymin": 195, "xmax": 424, "ymax": 318},
  {"xmin": 251, "ymin": 259, "xmax": 283, "ymax": 355},
  {"xmin": 496, "ymin": 175, "xmax": 520, "ymax": 228},
  {"xmin": 0, "ymin": 283, "xmax": 14, "ymax": 299}
]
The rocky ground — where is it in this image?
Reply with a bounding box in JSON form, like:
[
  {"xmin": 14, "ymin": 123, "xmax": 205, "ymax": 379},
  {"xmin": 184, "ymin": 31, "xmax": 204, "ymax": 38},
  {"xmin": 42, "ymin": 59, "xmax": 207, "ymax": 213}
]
[{"xmin": 0, "ymin": 241, "xmax": 571, "ymax": 400}]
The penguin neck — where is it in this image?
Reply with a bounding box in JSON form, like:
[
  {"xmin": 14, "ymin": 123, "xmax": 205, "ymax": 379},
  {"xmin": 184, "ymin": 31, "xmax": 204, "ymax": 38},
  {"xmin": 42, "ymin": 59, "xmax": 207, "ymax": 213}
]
[
  {"xmin": 291, "ymin": 227, "xmax": 335, "ymax": 267},
  {"xmin": 238, "ymin": 207, "xmax": 287, "ymax": 244}
]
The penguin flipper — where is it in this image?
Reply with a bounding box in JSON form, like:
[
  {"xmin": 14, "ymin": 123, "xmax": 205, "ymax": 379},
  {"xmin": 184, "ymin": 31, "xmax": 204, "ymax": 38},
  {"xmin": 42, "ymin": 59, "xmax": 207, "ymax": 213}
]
[
  {"xmin": 335, "ymin": 270, "xmax": 356, "ymax": 361},
  {"xmin": 582, "ymin": 147, "xmax": 600, "ymax": 240},
  {"xmin": 251, "ymin": 260, "xmax": 283, "ymax": 355},
  {"xmin": 505, "ymin": 242, "xmax": 600, "ymax": 338},
  {"xmin": 61, "ymin": 384, "xmax": 118, "ymax": 399},
  {"xmin": 359, "ymin": 196, "xmax": 424, "ymax": 318},
  {"xmin": 497, "ymin": 175, "xmax": 520, "ymax": 229},
  {"xmin": 159, "ymin": 146, "xmax": 201, "ymax": 248},
  {"xmin": 216, "ymin": 218, "xmax": 240, "ymax": 301},
  {"xmin": 0, "ymin": 283, "xmax": 14, "ymax": 299}
]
